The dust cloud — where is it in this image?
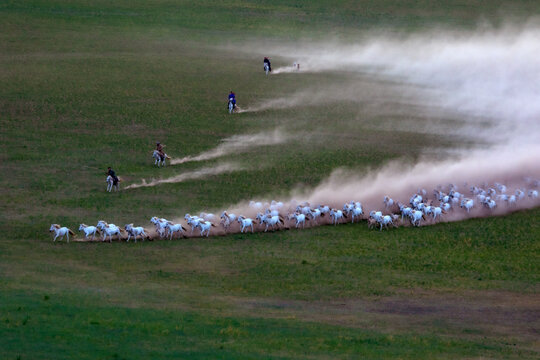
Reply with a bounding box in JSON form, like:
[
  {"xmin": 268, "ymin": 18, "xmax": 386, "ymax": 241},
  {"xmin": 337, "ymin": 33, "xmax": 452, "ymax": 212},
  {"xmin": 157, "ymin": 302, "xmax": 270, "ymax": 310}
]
[
  {"xmin": 214, "ymin": 24, "xmax": 540, "ymax": 224},
  {"xmin": 124, "ymin": 163, "xmax": 243, "ymax": 190},
  {"xmin": 170, "ymin": 129, "xmax": 291, "ymax": 164}
]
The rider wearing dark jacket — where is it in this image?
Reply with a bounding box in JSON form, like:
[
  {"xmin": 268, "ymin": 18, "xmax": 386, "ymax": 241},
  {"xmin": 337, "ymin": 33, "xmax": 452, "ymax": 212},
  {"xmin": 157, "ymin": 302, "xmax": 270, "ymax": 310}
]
[
  {"xmin": 228, "ymin": 91, "xmax": 236, "ymax": 109},
  {"xmin": 263, "ymin": 57, "xmax": 272, "ymax": 72},
  {"xmin": 107, "ymin": 167, "xmax": 119, "ymax": 185}
]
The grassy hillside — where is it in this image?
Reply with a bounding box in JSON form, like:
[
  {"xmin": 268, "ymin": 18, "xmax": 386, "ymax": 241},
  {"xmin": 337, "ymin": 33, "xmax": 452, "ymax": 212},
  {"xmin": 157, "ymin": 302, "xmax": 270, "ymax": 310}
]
[{"xmin": 1, "ymin": 1, "xmax": 539, "ymax": 359}]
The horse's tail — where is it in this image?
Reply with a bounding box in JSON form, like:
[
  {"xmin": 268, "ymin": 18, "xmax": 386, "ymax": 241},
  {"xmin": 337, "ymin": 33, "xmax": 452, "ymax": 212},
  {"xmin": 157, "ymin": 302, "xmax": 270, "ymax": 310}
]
[{"xmin": 68, "ymin": 229, "xmax": 75, "ymax": 236}]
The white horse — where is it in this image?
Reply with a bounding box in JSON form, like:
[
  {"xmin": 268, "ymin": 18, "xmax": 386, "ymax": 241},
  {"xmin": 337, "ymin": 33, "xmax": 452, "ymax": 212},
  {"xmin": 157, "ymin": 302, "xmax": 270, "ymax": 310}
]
[
  {"xmin": 369, "ymin": 211, "xmax": 383, "ymax": 222},
  {"xmin": 185, "ymin": 214, "xmax": 203, "ymax": 235},
  {"xmin": 317, "ymin": 205, "xmax": 330, "ymax": 215},
  {"xmin": 150, "ymin": 217, "xmax": 170, "ymax": 238},
  {"xmin": 237, "ymin": 216, "xmax": 254, "ymax": 233},
  {"xmin": 296, "ymin": 205, "xmax": 311, "ymax": 215},
  {"xmin": 249, "ymin": 201, "xmax": 263, "ymax": 210},
  {"xmin": 196, "ymin": 221, "xmax": 215, "ymax": 237},
  {"xmin": 97, "ymin": 221, "xmax": 123, "ymax": 242},
  {"xmin": 124, "ymin": 224, "xmax": 148, "ymax": 242},
  {"xmin": 165, "ymin": 223, "xmax": 187, "ymax": 240},
  {"xmin": 440, "ymin": 202, "xmax": 452, "ymax": 212},
  {"xmin": 309, "ymin": 208, "xmax": 323, "ymax": 224},
  {"xmin": 199, "ymin": 212, "xmax": 216, "ymax": 221},
  {"xmin": 398, "ymin": 203, "xmax": 413, "ymax": 221},
  {"xmin": 329, "ymin": 209, "xmax": 346, "ymax": 225},
  {"xmin": 78, "ymin": 224, "xmax": 99, "ymax": 240},
  {"xmin": 484, "ymin": 199, "xmax": 497, "ymax": 209},
  {"xmin": 256, "ymin": 213, "xmax": 284, "ymax": 232},
  {"xmin": 349, "ymin": 205, "xmax": 363, "ymax": 223},
  {"xmin": 409, "ymin": 210, "xmax": 424, "ymax": 227},
  {"xmin": 460, "ymin": 198, "xmax": 474, "ymax": 213},
  {"xmin": 220, "ymin": 211, "xmax": 236, "ymax": 232},
  {"xmin": 228, "ymin": 99, "xmax": 236, "ymax": 114},
  {"xmin": 383, "ymin": 196, "xmax": 394, "ymax": 209},
  {"xmin": 50, "ymin": 224, "xmax": 74, "ymax": 242},
  {"xmin": 106, "ymin": 175, "xmax": 120, "ymax": 192},
  {"xmin": 152, "ymin": 150, "xmax": 170, "ymax": 167},
  {"xmin": 431, "ymin": 207, "xmax": 443, "ymax": 221},
  {"xmin": 377, "ymin": 215, "xmax": 394, "ymax": 231},
  {"xmin": 288, "ymin": 212, "xmax": 307, "ymax": 229},
  {"xmin": 264, "ymin": 62, "xmax": 270, "ymax": 76}
]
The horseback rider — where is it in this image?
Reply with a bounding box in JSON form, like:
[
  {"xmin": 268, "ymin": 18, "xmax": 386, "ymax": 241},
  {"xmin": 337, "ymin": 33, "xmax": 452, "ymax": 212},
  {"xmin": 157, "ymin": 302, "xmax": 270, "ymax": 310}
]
[
  {"xmin": 263, "ymin": 57, "xmax": 272, "ymax": 72},
  {"xmin": 228, "ymin": 91, "xmax": 236, "ymax": 109},
  {"xmin": 106, "ymin": 167, "xmax": 119, "ymax": 185},
  {"xmin": 156, "ymin": 141, "xmax": 165, "ymax": 160}
]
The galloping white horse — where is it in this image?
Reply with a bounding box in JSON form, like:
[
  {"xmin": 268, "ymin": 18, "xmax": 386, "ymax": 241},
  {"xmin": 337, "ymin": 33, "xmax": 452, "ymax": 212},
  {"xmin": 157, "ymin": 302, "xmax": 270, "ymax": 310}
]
[
  {"xmin": 237, "ymin": 216, "xmax": 254, "ymax": 233},
  {"xmin": 97, "ymin": 220, "xmax": 123, "ymax": 242},
  {"xmin": 124, "ymin": 224, "xmax": 148, "ymax": 242},
  {"xmin": 309, "ymin": 208, "xmax": 323, "ymax": 224},
  {"xmin": 150, "ymin": 216, "xmax": 170, "ymax": 238},
  {"xmin": 50, "ymin": 224, "xmax": 74, "ymax": 242},
  {"xmin": 377, "ymin": 215, "xmax": 394, "ymax": 231},
  {"xmin": 152, "ymin": 150, "xmax": 170, "ymax": 167},
  {"xmin": 383, "ymin": 196, "xmax": 394, "ymax": 209},
  {"xmin": 257, "ymin": 213, "xmax": 284, "ymax": 232},
  {"xmin": 348, "ymin": 204, "xmax": 363, "ymax": 223},
  {"xmin": 460, "ymin": 198, "xmax": 474, "ymax": 213},
  {"xmin": 196, "ymin": 221, "xmax": 214, "ymax": 237},
  {"xmin": 409, "ymin": 210, "xmax": 424, "ymax": 227},
  {"xmin": 79, "ymin": 224, "xmax": 99, "ymax": 240},
  {"xmin": 165, "ymin": 222, "xmax": 187, "ymax": 240},
  {"xmin": 185, "ymin": 214, "xmax": 203, "ymax": 235},
  {"xmin": 220, "ymin": 211, "xmax": 237, "ymax": 232},
  {"xmin": 329, "ymin": 209, "xmax": 346, "ymax": 225},
  {"xmin": 106, "ymin": 175, "xmax": 120, "ymax": 192},
  {"xmin": 288, "ymin": 212, "xmax": 308, "ymax": 229}
]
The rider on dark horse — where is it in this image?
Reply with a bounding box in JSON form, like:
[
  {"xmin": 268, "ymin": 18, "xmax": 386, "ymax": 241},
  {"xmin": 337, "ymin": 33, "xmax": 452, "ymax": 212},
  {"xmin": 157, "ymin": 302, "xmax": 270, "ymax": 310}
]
[
  {"xmin": 107, "ymin": 167, "xmax": 119, "ymax": 186},
  {"xmin": 263, "ymin": 57, "xmax": 272, "ymax": 72},
  {"xmin": 156, "ymin": 142, "xmax": 166, "ymax": 161}
]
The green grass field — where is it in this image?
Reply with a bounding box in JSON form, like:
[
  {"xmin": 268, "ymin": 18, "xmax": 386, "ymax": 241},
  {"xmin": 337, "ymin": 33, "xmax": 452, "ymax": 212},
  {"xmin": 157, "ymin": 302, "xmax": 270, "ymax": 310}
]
[{"xmin": 1, "ymin": 1, "xmax": 539, "ymax": 359}]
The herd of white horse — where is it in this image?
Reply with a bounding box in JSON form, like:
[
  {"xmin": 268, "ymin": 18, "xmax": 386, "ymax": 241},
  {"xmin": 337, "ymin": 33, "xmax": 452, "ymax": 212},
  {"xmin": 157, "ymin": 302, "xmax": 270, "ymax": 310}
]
[{"xmin": 51, "ymin": 180, "xmax": 539, "ymax": 242}]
